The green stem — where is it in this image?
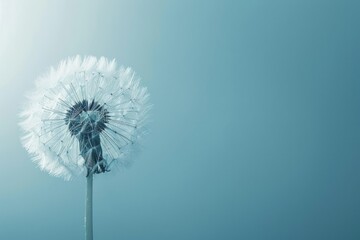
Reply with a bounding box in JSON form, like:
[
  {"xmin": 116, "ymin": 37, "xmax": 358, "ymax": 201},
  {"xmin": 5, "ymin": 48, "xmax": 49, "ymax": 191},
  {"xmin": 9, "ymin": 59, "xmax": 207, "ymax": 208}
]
[{"xmin": 86, "ymin": 173, "xmax": 93, "ymax": 240}]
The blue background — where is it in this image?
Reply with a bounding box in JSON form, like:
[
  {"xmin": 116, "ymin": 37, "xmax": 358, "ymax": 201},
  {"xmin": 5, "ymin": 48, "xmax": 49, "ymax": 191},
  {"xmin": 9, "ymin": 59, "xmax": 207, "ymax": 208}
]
[{"xmin": 0, "ymin": 0, "xmax": 360, "ymax": 239}]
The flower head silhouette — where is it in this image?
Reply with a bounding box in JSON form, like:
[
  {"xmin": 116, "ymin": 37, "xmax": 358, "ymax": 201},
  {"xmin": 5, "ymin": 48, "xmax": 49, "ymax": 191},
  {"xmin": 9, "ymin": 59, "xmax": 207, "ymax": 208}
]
[
  {"xmin": 20, "ymin": 56, "xmax": 150, "ymax": 180},
  {"xmin": 19, "ymin": 56, "xmax": 150, "ymax": 240}
]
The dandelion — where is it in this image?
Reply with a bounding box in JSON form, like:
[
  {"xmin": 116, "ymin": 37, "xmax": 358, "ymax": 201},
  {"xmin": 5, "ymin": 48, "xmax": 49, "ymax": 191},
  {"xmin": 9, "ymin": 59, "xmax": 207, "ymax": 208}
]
[{"xmin": 19, "ymin": 56, "xmax": 150, "ymax": 240}]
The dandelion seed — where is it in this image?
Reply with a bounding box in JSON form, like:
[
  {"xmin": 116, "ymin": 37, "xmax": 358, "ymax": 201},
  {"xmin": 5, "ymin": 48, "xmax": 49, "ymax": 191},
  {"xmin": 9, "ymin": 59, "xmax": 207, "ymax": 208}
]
[{"xmin": 19, "ymin": 55, "xmax": 151, "ymax": 240}]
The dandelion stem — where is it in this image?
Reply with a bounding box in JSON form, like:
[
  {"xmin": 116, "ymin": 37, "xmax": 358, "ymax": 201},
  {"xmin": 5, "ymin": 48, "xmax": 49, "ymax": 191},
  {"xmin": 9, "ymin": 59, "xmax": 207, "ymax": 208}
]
[{"xmin": 86, "ymin": 173, "xmax": 93, "ymax": 240}]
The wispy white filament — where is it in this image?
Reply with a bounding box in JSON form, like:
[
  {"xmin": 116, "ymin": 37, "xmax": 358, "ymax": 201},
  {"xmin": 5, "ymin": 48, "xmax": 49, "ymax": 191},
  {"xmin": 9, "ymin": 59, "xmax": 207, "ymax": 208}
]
[{"xmin": 19, "ymin": 56, "xmax": 150, "ymax": 180}]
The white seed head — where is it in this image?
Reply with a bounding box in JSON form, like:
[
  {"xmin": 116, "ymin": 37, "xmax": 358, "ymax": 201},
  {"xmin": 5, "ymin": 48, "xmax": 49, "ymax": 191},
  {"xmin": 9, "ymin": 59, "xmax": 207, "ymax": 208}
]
[{"xmin": 19, "ymin": 56, "xmax": 151, "ymax": 180}]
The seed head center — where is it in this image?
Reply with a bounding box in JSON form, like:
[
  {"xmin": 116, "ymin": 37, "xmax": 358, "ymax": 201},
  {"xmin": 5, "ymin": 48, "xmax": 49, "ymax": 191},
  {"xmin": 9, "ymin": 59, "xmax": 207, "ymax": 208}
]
[{"xmin": 65, "ymin": 99, "xmax": 109, "ymax": 136}]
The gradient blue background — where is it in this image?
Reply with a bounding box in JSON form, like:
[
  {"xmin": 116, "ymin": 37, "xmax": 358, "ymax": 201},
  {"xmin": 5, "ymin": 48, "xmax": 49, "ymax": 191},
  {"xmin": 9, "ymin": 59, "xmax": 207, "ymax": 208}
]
[{"xmin": 0, "ymin": 0, "xmax": 360, "ymax": 239}]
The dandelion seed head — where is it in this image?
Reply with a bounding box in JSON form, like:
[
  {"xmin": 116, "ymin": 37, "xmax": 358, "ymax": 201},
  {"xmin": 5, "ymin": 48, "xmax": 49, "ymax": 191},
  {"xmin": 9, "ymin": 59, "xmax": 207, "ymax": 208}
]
[{"xmin": 19, "ymin": 56, "xmax": 151, "ymax": 180}]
